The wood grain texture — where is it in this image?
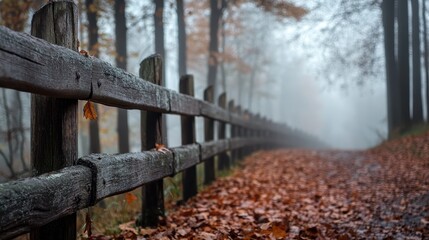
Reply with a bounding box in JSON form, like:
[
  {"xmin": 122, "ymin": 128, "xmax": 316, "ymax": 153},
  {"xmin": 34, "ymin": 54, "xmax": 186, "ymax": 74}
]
[
  {"xmin": 139, "ymin": 54, "xmax": 165, "ymax": 227},
  {"xmin": 171, "ymin": 144, "xmax": 200, "ymax": 173},
  {"xmin": 0, "ymin": 26, "xmax": 172, "ymax": 112},
  {"xmin": 92, "ymin": 58, "xmax": 170, "ymax": 112},
  {"xmin": 200, "ymin": 100, "xmax": 230, "ymax": 122},
  {"xmin": 169, "ymin": 90, "xmax": 200, "ymax": 116},
  {"xmin": 0, "ymin": 24, "xmax": 276, "ymax": 131},
  {"xmin": 200, "ymin": 139, "xmax": 229, "ymax": 160},
  {"xmin": 0, "ymin": 28, "xmax": 91, "ymax": 99},
  {"xmin": 78, "ymin": 151, "xmax": 173, "ymax": 201},
  {"xmin": 30, "ymin": 3, "xmax": 79, "ymax": 239},
  {"xmin": 0, "ymin": 166, "xmax": 92, "ymax": 240}
]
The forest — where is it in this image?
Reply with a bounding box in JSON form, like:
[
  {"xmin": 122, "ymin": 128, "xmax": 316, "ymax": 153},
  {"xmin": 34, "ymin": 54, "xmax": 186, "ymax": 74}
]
[{"xmin": 0, "ymin": 0, "xmax": 428, "ymax": 239}]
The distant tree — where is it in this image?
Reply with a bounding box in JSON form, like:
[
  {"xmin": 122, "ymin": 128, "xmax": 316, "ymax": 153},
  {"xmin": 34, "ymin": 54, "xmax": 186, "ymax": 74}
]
[
  {"xmin": 397, "ymin": 0, "xmax": 411, "ymax": 129},
  {"xmin": 0, "ymin": 0, "xmax": 32, "ymax": 31},
  {"xmin": 86, "ymin": 0, "xmax": 101, "ymax": 153},
  {"xmin": 114, "ymin": 0, "xmax": 130, "ymax": 153},
  {"xmin": 177, "ymin": 0, "xmax": 187, "ymax": 76},
  {"xmin": 382, "ymin": 0, "xmax": 399, "ymax": 135},
  {"xmin": 0, "ymin": 0, "xmax": 32, "ymax": 180},
  {"xmin": 411, "ymin": 0, "xmax": 423, "ymax": 123},
  {"xmin": 154, "ymin": 0, "xmax": 165, "ymax": 81},
  {"xmin": 423, "ymin": 0, "xmax": 429, "ymax": 122},
  {"xmin": 207, "ymin": 0, "xmax": 226, "ymax": 97},
  {"xmin": 206, "ymin": 0, "xmax": 308, "ymax": 99}
]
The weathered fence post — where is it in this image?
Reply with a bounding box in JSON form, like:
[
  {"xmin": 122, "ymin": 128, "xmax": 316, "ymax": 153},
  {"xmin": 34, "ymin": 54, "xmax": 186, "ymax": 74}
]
[
  {"xmin": 180, "ymin": 75, "xmax": 198, "ymax": 201},
  {"xmin": 139, "ymin": 55, "xmax": 165, "ymax": 226},
  {"xmin": 228, "ymin": 100, "xmax": 236, "ymax": 164},
  {"xmin": 204, "ymin": 86, "xmax": 215, "ymax": 185},
  {"xmin": 255, "ymin": 114, "xmax": 262, "ymax": 151},
  {"xmin": 243, "ymin": 109, "xmax": 250, "ymax": 157},
  {"xmin": 217, "ymin": 93, "xmax": 230, "ymax": 171},
  {"xmin": 30, "ymin": 2, "xmax": 78, "ymax": 240},
  {"xmin": 236, "ymin": 105, "xmax": 243, "ymax": 160}
]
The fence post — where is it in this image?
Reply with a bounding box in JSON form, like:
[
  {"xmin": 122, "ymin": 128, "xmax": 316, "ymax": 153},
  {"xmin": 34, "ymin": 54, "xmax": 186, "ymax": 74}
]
[
  {"xmin": 139, "ymin": 54, "xmax": 165, "ymax": 226},
  {"xmin": 30, "ymin": 2, "xmax": 78, "ymax": 240},
  {"xmin": 180, "ymin": 75, "xmax": 197, "ymax": 201},
  {"xmin": 228, "ymin": 100, "xmax": 236, "ymax": 164},
  {"xmin": 217, "ymin": 93, "xmax": 230, "ymax": 171},
  {"xmin": 243, "ymin": 109, "xmax": 250, "ymax": 157},
  {"xmin": 204, "ymin": 86, "xmax": 215, "ymax": 185},
  {"xmin": 236, "ymin": 105, "xmax": 243, "ymax": 160},
  {"xmin": 254, "ymin": 113, "xmax": 262, "ymax": 151}
]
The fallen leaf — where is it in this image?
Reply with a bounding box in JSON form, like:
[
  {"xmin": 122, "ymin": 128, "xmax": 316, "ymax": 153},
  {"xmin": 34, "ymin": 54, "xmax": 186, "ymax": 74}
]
[
  {"xmin": 83, "ymin": 101, "xmax": 97, "ymax": 120},
  {"xmin": 125, "ymin": 192, "xmax": 137, "ymax": 204},
  {"xmin": 118, "ymin": 221, "xmax": 138, "ymax": 235}
]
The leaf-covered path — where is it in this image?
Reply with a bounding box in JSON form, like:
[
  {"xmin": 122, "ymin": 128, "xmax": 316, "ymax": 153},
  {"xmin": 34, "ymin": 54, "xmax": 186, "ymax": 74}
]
[{"xmin": 117, "ymin": 133, "xmax": 429, "ymax": 239}]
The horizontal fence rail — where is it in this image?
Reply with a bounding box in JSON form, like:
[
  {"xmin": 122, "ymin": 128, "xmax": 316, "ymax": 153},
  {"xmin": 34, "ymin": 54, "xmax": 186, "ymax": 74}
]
[
  {"xmin": 0, "ymin": 137, "xmax": 280, "ymax": 239},
  {"xmin": 0, "ymin": 2, "xmax": 326, "ymax": 239},
  {"xmin": 0, "ymin": 26, "xmax": 280, "ymax": 131}
]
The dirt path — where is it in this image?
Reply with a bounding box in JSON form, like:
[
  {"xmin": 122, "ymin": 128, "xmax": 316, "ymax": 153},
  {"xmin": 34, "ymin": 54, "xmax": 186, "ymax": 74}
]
[{"xmin": 114, "ymin": 133, "xmax": 429, "ymax": 239}]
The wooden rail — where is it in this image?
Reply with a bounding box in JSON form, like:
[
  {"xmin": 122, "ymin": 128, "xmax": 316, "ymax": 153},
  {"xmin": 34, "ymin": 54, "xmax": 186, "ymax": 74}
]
[{"xmin": 0, "ymin": 2, "xmax": 325, "ymax": 239}]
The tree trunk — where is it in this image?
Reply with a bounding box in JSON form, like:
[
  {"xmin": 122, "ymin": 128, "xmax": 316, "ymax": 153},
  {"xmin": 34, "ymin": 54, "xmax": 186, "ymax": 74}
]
[
  {"xmin": 382, "ymin": 0, "xmax": 398, "ymax": 135},
  {"xmin": 154, "ymin": 0, "xmax": 165, "ymax": 81},
  {"xmin": 397, "ymin": 0, "xmax": 411, "ymax": 130},
  {"xmin": 207, "ymin": 0, "xmax": 226, "ymax": 97},
  {"xmin": 177, "ymin": 0, "xmax": 187, "ymax": 76},
  {"xmin": 115, "ymin": 0, "xmax": 130, "ymax": 153},
  {"xmin": 423, "ymin": 0, "xmax": 429, "ymax": 122},
  {"xmin": 411, "ymin": 0, "xmax": 423, "ymax": 123},
  {"xmin": 86, "ymin": 0, "xmax": 101, "ymax": 153},
  {"xmin": 153, "ymin": 0, "xmax": 168, "ymax": 144}
]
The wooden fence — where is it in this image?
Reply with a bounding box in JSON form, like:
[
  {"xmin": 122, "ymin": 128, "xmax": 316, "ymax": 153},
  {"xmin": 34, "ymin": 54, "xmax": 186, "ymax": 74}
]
[{"xmin": 0, "ymin": 2, "xmax": 323, "ymax": 239}]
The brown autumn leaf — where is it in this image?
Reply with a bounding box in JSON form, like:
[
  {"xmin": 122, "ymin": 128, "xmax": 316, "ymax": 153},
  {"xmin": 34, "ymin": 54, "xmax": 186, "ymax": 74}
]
[
  {"xmin": 83, "ymin": 101, "xmax": 97, "ymax": 120},
  {"xmin": 272, "ymin": 224, "xmax": 287, "ymax": 238},
  {"xmin": 124, "ymin": 192, "xmax": 137, "ymax": 204},
  {"xmin": 80, "ymin": 49, "xmax": 89, "ymax": 57},
  {"xmin": 155, "ymin": 143, "xmax": 170, "ymax": 153},
  {"xmin": 98, "ymin": 131, "xmax": 429, "ymax": 239}
]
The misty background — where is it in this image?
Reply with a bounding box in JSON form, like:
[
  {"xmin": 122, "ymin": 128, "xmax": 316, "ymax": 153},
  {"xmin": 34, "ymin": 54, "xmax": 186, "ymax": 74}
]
[{"xmin": 1, "ymin": 0, "xmax": 428, "ymax": 182}]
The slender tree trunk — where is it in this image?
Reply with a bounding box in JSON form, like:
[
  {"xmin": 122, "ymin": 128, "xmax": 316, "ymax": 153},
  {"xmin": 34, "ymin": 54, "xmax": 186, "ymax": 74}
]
[
  {"xmin": 154, "ymin": 0, "xmax": 165, "ymax": 81},
  {"xmin": 115, "ymin": 0, "xmax": 130, "ymax": 153},
  {"xmin": 397, "ymin": 0, "xmax": 411, "ymax": 130},
  {"xmin": 220, "ymin": 14, "xmax": 227, "ymax": 93},
  {"xmin": 177, "ymin": 0, "xmax": 187, "ymax": 76},
  {"xmin": 86, "ymin": 0, "xmax": 101, "ymax": 153},
  {"xmin": 1, "ymin": 89, "xmax": 15, "ymax": 178},
  {"xmin": 382, "ymin": 0, "xmax": 398, "ymax": 135},
  {"xmin": 411, "ymin": 0, "xmax": 423, "ymax": 123},
  {"xmin": 423, "ymin": 0, "xmax": 429, "ymax": 122},
  {"xmin": 207, "ymin": 0, "xmax": 226, "ymax": 96},
  {"xmin": 153, "ymin": 0, "xmax": 168, "ymax": 144}
]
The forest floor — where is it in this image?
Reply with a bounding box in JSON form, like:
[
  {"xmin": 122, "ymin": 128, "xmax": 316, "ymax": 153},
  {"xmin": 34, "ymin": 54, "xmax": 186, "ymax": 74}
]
[{"xmin": 85, "ymin": 131, "xmax": 429, "ymax": 240}]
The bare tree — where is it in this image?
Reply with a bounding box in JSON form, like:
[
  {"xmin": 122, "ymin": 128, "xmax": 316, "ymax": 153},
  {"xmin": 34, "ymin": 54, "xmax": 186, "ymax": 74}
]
[
  {"xmin": 86, "ymin": 0, "xmax": 101, "ymax": 153},
  {"xmin": 114, "ymin": 0, "xmax": 130, "ymax": 153},
  {"xmin": 411, "ymin": 0, "xmax": 423, "ymax": 123}
]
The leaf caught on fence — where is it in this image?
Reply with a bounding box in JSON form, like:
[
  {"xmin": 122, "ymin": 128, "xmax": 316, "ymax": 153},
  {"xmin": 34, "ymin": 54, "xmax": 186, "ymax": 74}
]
[
  {"xmin": 80, "ymin": 49, "xmax": 89, "ymax": 57},
  {"xmin": 83, "ymin": 101, "xmax": 97, "ymax": 120},
  {"xmin": 155, "ymin": 143, "xmax": 170, "ymax": 153}
]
